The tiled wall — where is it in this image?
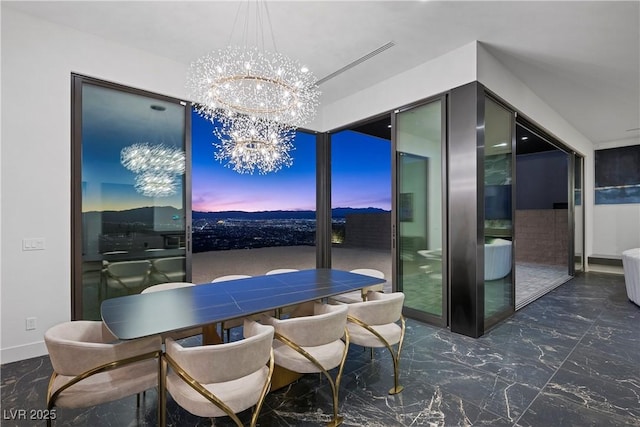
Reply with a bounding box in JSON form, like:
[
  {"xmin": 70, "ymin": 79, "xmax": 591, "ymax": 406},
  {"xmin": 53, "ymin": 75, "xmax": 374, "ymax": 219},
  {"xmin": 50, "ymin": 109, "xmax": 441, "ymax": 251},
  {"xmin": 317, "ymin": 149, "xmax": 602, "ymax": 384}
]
[
  {"xmin": 515, "ymin": 209, "xmax": 568, "ymax": 265},
  {"xmin": 345, "ymin": 213, "xmax": 391, "ymax": 249}
]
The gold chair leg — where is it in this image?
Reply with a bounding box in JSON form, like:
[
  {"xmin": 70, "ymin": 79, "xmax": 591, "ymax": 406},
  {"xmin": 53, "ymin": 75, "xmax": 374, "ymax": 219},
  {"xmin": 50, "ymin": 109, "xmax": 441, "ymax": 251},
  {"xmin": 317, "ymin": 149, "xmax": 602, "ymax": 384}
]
[
  {"xmin": 274, "ymin": 331, "xmax": 350, "ymax": 426},
  {"xmin": 159, "ymin": 355, "xmax": 166, "ymax": 427},
  {"xmin": 348, "ymin": 315, "xmax": 406, "ymax": 395}
]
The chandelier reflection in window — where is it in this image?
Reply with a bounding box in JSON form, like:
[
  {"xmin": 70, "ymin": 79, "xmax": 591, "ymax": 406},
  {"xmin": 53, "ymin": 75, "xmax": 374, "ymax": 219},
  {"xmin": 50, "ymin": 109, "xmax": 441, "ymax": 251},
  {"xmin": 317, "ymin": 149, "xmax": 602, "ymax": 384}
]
[
  {"xmin": 213, "ymin": 115, "xmax": 294, "ymax": 174},
  {"xmin": 120, "ymin": 143, "xmax": 185, "ymax": 197},
  {"xmin": 186, "ymin": 0, "xmax": 319, "ymax": 174}
]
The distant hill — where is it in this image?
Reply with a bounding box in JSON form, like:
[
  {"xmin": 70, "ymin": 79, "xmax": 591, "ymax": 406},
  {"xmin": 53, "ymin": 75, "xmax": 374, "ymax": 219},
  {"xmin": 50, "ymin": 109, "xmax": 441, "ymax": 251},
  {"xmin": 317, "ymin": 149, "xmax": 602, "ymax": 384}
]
[
  {"xmin": 84, "ymin": 206, "xmax": 183, "ymax": 223},
  {"xmin": 194, "ymin": 207, "xmax": 389, "ymax": 220},
  {"xmin": 83, "ymin": 206, "xmax": 389, "ymax": 223}
]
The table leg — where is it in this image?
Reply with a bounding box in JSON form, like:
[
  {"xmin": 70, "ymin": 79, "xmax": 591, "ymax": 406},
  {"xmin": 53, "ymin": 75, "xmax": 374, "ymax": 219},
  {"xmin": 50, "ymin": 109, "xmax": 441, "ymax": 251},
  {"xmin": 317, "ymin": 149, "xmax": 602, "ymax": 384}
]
[
  {"xmin": 270, "ymin": 364, "xmax": 303, "ymax": 391},
  {"xmin": 202, "ymin": 323, "xmax": 223, "ymax": 345}
]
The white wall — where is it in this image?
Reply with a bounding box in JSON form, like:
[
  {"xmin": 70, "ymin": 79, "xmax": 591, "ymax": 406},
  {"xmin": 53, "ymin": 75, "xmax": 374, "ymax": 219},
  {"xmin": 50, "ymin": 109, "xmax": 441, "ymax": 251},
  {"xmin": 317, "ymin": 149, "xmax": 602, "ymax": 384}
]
[
  {"xmin": 0, "ymin": 8, "xmax": 189, "ymax": 363},
  {"xmin": 592, "ymin": 137, "xmax": 640, "ymax": 256},
  {"xmin": 476, "ymin": 43, "xmax": 597, "ymax": 266},
  {"xmin": 319, "ymin": 41, "xmax": 478, "ymax": 132}
]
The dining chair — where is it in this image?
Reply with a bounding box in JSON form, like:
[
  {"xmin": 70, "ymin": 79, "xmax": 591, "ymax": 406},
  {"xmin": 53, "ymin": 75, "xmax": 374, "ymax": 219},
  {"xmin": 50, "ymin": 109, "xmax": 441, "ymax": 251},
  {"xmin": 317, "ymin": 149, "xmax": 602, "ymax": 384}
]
[
  {"xmin": 163, "ymin": 320, "xmax": 274, "ymax": 427},
  {"xmin": 210, "ymin": 275, "xmax": 253, "ymax": 341},
  {"xmin": 211, "ymin": 274, "xmax": 252, "ymax": 283},
  {"xmin": 103, "ymin": 260, "xmax": 152, "ymax": 298},
  {"xmin": 265, "ymin": 268, "xmax": 299, "ymax": 275},
  {"xmin": 262, "ymin": 302, "xmax": 349, "ymax": 427},
  {"xmin": 141, "ymin": 282, "xmax": 202, "ymax": 341},
  {"xmin": 349, "ymin": 268, "xmax": 385, "ymax": 301},
  {"xmin": 150, "ymin": 256, "xmax": 186, "ymax": 284},
  {"xmin": 44, "ymin": 321, "xmax": 162, "ymax": 427},
  {"xmin": 345, "ymin": 291, "xmax": 406, "ymax": 395}
]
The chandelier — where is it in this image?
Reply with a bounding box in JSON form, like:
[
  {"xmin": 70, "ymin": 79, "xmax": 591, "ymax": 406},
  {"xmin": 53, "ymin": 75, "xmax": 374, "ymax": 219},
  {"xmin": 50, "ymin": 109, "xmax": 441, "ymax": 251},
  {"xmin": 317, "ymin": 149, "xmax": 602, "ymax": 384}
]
[
  {"xmin": 186, "ymin": 0, "xmax": 320, "ymax": 174},
  {"xmin": 121, "ymin": 143, "xmax": 185, "ymax": 197},
  {"xmin": 213, "ymin": 116, "xmax": 295, "ymax": 174},
  {"xmin": 188, "ymin": 46, "xmax": 319, "ymax": 128}
]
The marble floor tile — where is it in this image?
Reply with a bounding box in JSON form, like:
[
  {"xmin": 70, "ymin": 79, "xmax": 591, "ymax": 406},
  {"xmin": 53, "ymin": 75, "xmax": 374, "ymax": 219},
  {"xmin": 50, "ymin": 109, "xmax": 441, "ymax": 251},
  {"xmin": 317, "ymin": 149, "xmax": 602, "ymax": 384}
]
[
  {"xmin": 478, "ymin": 319, "xmax": 580, "ymax": 370},
  {"xmin": 516, "ymin": 392, "xmax": 639, "ymax": 427},
  {"xmin": 562, "ymin": 344, "xmax": 640, "ymax": 395},
  {"xmin": 544, "ymin": 368, "xmax": 640, "ymax": 421}
]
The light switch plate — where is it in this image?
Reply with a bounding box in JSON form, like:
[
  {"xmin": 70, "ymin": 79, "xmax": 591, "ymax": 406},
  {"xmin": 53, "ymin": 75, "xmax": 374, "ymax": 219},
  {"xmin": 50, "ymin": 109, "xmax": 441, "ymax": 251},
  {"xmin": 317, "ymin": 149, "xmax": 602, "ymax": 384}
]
[{"xmin": 22, "ymin": 238, "xmax": 45, "ymax": 251}]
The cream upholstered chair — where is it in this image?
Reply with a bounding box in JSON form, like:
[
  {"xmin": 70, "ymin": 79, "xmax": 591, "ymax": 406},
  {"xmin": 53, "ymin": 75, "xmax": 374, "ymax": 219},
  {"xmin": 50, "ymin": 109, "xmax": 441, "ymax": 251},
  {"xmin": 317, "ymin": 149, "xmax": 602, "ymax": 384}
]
[
  {"xmin": 150, "ymin": 256, "xmax": 186, "ymax": 283},
  {"xmin": 210, "ymin": 275, "xmax": 253, "ymax": 341},
  {"xmin": 211, "ymin": 274, "xmax": 252, "ymax": 283},
  {"xmin": 350, "ymin": 268, "xmax": 385, "ymax": 301},
  {"xmin": 44, "ymin": 321, "xmax": 162, "ymax": 427},
  {"xmin": 346, "ymin": 291, "xmax": 406, "ymax": 395},
  {"xmin": 141, "ymin": 281, "xmax": 195, "ymax": 294},
  {"xmin": 262, "ymin": 302, "xmax": 349, "ymax": 427},
  {"xmin": 163, "ymin": 320, "xmax": 274, "ymax": 427},
  {"xmin": 103, "ymin": 260, "xmax": 152, "ymax": 297},
  {"xmin": 141, "ymin": 282, "xmax": 202, "ymax": 341},
  {"xmin": 265, "ymin": 268, "xmax": 299, "ymax": 275}
]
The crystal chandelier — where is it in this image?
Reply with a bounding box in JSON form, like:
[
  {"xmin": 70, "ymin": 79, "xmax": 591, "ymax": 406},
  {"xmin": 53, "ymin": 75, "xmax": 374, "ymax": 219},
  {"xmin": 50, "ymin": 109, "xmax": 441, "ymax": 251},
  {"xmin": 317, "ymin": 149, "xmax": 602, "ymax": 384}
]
[
  {"xmin": 213, "ymin": 116, "xmax": 295, "ymax": 174},
  {"xmin": 121, "ymin": 143, "xmax": 185, "ymax": 197},
  {"xmin": 186, "ymin": 0, "xmax": 320, "ymax": 174},
  {"xmin": 188, "ymin": 46, "xmax": 319, "ymax": 128}
]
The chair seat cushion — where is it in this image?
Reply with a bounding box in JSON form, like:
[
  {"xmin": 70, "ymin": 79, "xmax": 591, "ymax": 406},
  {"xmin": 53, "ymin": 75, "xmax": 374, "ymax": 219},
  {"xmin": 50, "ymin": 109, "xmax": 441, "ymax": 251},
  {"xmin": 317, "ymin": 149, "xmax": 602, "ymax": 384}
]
[
  {"xmin": 272, "ymin": 339, "xmax": 345, "ymax": 373},
  {"xmin": 166, "ymin": 365, "xmax": 269, "ymax": 417},
  {"xmin": 346, "ymin": 322, "xmax": 402, "ymax": 348},
  {"xmin": 51, "ymin": 359, "xmax": 157, "ymax": 408}
]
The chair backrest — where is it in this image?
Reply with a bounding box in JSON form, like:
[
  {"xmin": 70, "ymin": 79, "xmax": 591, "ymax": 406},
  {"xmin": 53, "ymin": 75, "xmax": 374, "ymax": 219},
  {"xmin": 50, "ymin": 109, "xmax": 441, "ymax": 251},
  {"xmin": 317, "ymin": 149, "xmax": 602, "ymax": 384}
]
[
  {"xmin": 44, "ymin": 321, "xmax": 160, "ymax": 376},
  {"xmin": 106, "ymin": 260, "xmax": 151, "ymax": 277},
  {"xmin": 211, "ymin": 274, "xmax": 252, "ymax": 283},
  {"xmin": 347, "ymin": 291, "xmax": 404, "ymax": 325},
  {"xmin": 152, "ymin": 256, "xmax": 186, "ymax": 272},
  {"xmin": 349, "ymin": 268, "xmax": 385, "ymax": 279},
  {"xmin": 141, "ymin": 282, "xmax": 195, "ymax": 293},
  {"xmin": 265, "ymin": 268, "xmax": 299, "ymax": 275},
  {"xmin": 165, "ymin": 320, "xmax": 273, "ymax": 384},
  {"xmin": 267, "ymin": 303, "xmax": 348, "ymax": 347}
]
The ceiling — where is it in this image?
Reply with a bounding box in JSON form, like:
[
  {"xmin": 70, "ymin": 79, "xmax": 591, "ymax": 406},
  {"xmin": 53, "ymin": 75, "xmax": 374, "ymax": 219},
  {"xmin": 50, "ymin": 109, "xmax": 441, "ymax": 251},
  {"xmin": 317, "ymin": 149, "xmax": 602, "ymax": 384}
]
[{"xmin": 4, "ymin": 1, "xmax": 639, "ymax": 144}]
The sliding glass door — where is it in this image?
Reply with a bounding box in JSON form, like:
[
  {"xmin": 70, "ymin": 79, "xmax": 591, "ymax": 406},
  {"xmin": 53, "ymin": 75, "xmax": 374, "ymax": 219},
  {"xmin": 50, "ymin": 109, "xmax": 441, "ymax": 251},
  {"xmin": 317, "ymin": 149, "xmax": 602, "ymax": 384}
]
[
  {"xmin": 483, "ymin": 97, "xmax": 515, "ymax": 326},
  {"xmin": 394, "ymin": 98, "xmax": 446, "ymax": 324},
  {"xmin": 72, "ymin": 75, "xmax": 190, "ymax": 320}
]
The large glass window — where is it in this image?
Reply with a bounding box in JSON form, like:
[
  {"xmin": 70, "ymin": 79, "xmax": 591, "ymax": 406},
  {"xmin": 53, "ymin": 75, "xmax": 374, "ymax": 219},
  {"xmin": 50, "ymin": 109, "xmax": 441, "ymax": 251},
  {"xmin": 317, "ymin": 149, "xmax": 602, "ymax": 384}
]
[
  {"xmin": 330, "ymin": 124, "xmax": 391, "ymax": 284},
  {"xmin": 396, "ymin": 100, "xmax": 445, "ymax": 322},
  {"xmin": 191, "ymin": 112, "xmax": 316, "ymax": 282},
  {"xmin": 483, "ymin": 98, "xmax": 514, "ymax": 324},
  {"xmin": 73, "ymin": 78, "xmax": 188, "ymax": 320}
]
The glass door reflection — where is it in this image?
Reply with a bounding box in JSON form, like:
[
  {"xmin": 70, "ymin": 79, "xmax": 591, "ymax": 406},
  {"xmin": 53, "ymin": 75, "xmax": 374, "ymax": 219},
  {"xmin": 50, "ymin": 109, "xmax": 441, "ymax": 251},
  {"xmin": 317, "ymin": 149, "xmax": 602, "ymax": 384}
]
[
  {"xmin": 395, "ymin": 99, "xmax": 445, "ymax": 323},
  {"xmin": 76, "ymin": 80, "xmax": 188, "ymax": 320}
]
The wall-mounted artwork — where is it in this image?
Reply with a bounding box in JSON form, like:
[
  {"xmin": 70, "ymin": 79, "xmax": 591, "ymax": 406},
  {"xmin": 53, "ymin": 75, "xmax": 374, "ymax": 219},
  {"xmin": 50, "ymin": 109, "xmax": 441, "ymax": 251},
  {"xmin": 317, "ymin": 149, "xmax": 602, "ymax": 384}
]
[{"xmin": 595, "ymin": 145, "xmax": 640, "ymax": 204}]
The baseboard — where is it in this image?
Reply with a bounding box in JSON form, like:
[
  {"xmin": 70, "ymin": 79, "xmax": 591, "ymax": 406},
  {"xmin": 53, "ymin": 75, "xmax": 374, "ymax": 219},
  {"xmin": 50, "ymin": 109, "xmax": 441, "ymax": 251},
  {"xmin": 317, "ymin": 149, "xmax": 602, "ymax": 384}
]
[
  {"xmin": 1, "ymin": 341, "xmax": 47, "ymax": 365},
  {"xmin": 588, "ymin": 255, "xmax": 623, "ymax": 267}
]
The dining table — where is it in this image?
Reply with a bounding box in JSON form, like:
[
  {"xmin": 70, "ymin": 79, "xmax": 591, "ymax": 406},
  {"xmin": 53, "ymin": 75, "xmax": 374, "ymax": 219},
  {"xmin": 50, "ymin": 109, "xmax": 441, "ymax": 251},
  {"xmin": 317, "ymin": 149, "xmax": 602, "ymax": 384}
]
[{"xmin": 101, "ymin": 268, "xmax": 386, "ymax": 341}]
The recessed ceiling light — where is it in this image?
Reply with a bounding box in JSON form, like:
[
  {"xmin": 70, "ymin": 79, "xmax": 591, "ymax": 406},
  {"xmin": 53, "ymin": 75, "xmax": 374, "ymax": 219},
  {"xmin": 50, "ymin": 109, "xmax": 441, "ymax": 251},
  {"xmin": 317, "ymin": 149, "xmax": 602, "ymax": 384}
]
[
  {"xmin": 387, "ymin": 124, "xmax": 392, "ymax": 128},
  {"xmin": 521, "ymin": 136, "xmax": 529, "ymax": 140}
]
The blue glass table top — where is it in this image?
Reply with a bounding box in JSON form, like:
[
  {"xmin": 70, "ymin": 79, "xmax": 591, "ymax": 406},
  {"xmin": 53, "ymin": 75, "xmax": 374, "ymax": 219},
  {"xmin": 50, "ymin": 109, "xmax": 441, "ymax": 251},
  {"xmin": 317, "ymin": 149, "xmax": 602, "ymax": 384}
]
[{"xmin": 101, "ymin": 268, "xmax": 385, "ymax": 340}]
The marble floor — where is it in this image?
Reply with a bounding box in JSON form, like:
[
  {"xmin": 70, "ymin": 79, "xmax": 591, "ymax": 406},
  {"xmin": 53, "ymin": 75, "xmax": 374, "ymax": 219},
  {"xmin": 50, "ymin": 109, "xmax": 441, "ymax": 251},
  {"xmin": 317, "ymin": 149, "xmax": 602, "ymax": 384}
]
[{"xmin": 2, "ymin": 272, "xmax": 639, "ymax": 426}]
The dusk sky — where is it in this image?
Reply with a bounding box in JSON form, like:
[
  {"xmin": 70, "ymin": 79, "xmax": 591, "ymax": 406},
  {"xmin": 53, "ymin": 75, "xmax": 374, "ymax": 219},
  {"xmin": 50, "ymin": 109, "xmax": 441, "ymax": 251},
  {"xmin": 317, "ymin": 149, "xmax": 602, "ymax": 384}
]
[{"xmin": 192, "ymin": 110, "xmax": 391, "ymax": 212}]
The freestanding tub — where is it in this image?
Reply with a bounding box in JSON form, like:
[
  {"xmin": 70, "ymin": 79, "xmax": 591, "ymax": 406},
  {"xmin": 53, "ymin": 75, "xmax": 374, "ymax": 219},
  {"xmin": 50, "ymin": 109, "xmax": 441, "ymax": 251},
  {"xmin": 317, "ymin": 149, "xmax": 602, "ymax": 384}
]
[
  {"xmin": 622, "ymin": 248, "xmax": 640, "ymax": 306},
  {"xmin": 485, "ymin": 238, "xmax": 512, "ymax": 281}
]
